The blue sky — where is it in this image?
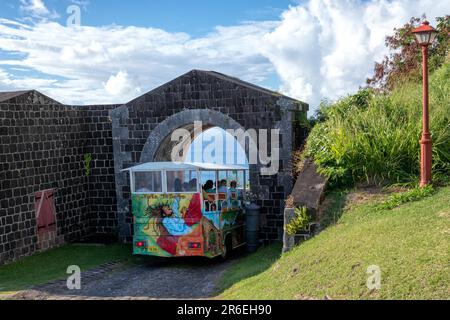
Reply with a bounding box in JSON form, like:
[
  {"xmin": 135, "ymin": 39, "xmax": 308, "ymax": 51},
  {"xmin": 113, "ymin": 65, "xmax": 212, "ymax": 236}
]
[
  {"xmin": 1, "ymin": 0, "xmax": 295, "ymax": 35},
  {"xmin": 0, "ymin": 0, "xmax": 447, "ymax": 112}
]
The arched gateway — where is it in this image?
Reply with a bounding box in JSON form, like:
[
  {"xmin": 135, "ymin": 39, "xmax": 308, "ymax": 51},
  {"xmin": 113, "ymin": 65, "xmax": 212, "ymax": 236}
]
[{"xmin": 111, "ymin": 70, "xmax": 308, "ymax": 243}]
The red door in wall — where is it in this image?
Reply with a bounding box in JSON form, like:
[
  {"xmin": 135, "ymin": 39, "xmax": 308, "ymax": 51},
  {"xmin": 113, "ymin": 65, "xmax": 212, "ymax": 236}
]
[{"xmin": 34, "ymin": 189, "xmax": 57, "ymax": 235}]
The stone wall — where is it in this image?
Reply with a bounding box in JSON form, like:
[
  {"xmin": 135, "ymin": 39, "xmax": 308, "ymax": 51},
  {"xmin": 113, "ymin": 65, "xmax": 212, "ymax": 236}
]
[
  {"xmin": 0, "ymin": 102, "xmax": 89, "ymax": 264},
  {"xmin": 79, "ymin": 105, "xmax": 118, "ymax": 235},
  {"xmin": 0, "ymin": 101, "xmax": 119, "ymax": 265}
]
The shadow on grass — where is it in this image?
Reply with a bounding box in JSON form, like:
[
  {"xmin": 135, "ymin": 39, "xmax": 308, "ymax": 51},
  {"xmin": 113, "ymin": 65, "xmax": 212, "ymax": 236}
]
[
  {"xmin": 318, "ymin": 189, "xmax": 349, "ymax": 229},
  {"xmin": 214, "ymin": 243, "xmax": 282, "ymax": 294}
]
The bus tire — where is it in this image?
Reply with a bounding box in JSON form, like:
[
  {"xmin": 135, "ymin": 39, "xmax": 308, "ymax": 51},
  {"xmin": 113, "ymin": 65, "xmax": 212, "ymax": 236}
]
[{"xmin": 221, "ymin": 235, "xmax": 232, "ymax": 260}]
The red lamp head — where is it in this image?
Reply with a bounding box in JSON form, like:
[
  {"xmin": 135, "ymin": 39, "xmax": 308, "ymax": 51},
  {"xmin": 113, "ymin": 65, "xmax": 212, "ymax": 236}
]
[{"xmin": 412, "ymin": 21, "xmax": 438, "ymax": 46}]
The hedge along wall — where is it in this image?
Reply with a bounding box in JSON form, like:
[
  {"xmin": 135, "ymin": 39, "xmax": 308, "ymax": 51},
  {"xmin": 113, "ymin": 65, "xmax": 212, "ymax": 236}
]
[{"xmin": 0, "ymin": 99, "xmax": 119, "ymax": 265}]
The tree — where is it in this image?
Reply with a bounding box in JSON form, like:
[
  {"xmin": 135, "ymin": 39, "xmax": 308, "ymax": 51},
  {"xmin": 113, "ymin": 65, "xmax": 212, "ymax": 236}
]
[{"xmin": 367, "ymin": 15, "xmax": 449, "ymax": 91}]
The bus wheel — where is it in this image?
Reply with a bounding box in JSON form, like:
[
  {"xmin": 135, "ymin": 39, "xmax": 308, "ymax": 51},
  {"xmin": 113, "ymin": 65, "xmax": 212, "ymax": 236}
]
[{"xmin": 221, "ymin": 236, "xmax": 232, "ymax": 260}]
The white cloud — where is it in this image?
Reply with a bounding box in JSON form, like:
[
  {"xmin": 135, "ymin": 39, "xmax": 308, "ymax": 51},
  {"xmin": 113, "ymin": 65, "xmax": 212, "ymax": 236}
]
[
  {"xmin": 261, "ymin": 0, "xmax": 449, "ymax": 110},
  {"xmin": 20, "ymin": 0, "xmax": 49, "ymax": 15},
  {"xmin": 19, "ymin": 0, "xmax": 59, "ymax": 19},
  {"xmin": 0, "ymin": 20, "xmax": 274, "ymax": 104},
  {"xmin": 0, "ymin": 0, "xmax": 448, "ymax": 111},
  {"xmin": 104, "ymin": 70, "xmax": 141, "ymax": 97}
]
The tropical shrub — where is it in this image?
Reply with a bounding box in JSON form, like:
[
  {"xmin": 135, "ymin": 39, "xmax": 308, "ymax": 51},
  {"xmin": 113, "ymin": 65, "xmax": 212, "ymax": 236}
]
[
  {"xmin": 286, "ymin": 206, "xmax": 310, "ymax": 235},
  {"xmin": 305, "ymin": 60, "xmax": 450, "ymax": 188}
]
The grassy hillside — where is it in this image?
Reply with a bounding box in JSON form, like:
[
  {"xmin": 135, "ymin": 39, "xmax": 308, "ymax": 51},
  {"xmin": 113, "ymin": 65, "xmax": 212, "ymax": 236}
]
[{"xmin": 218, "ymin": 186, "xmax": 450, "ymax": 300}]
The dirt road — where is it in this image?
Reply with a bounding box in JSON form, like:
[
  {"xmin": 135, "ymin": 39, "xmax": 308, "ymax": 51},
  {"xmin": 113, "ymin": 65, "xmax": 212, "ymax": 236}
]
[{"xmin": 11, "ymin": 257, "xmax": 234, "ymax": 300}]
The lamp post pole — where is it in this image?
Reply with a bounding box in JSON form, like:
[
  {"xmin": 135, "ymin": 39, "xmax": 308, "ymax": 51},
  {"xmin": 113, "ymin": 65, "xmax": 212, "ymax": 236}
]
[
  {"xmin": 413, "ymin": 21, "xmax": 437, "ymax": 187},
  {"xmin": 419, "ymin": 43, "xmax": 432, "ymax": 187}
]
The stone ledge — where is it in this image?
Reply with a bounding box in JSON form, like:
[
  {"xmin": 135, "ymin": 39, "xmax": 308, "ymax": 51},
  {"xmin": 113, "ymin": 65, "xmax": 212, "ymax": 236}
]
[
  {"xmin": 291, "ymin": 158, "xmax": 327, "ymax": 218},
  {"xmin": 283, "ymin": 158, "xmax": 327, "ymax": 252}
]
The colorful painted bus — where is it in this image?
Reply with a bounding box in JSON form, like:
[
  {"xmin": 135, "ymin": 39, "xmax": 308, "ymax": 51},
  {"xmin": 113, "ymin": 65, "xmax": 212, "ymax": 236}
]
[{"xmin": 123, "ymin": 162, "xmax": 249, "ymax": 259}]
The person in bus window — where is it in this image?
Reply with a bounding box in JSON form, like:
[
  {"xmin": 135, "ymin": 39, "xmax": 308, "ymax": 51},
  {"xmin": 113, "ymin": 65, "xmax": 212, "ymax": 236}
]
[
  {"xmin": 202, "ymin": 180, "xmax": 216, "ymax": 211},
  {"xmin": 202, "ymin": 180, "xmax": 214, "ymax": 211},
  {"xmin": 228, "ymin": 180, "xmax": 241, "ymax": 200},
  {"xmin": 174, "ymin": 178, "xmax": 182, "ymax": 192},
  {"xmin": 203, "ymin": 180, "xmax": 214, "ymax": 194},
  {"xmin": 189, "ymin": 179, "xmax": 198, "ymax": 192},
  {"xmin": 218, "ymin": 179, "xmax": 228, "ymax": 193},
  {"xmin": 136, "ymin": 176, "xmax": 151, "ymax": 193}
]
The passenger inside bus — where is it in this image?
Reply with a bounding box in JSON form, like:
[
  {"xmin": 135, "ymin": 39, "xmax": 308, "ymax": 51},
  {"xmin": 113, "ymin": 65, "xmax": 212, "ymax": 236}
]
[
  {"xmin": 228, "ymin": 180, "xmax": 242, "ymax": 200},
  {"xmin": 218, "ymin": 179, "xmax": 228, "ymax": 193},
  {"xmin": 188, "ymin": 178, "xmax": 198, "ymax": 192},
  {"xmin": 202, "ymin": 180, "xmax": 215, "ymax": 211},
  {"xmin": 203, "ymin": 180, "xmax": 215, "ymax": 194},
  {"xmin": 174, "ymin": 178, "xmax": 182, "ymax": 192},
  {"xmin": 201, "ymin": 178, "xmax": 245, "ymax": 212}
]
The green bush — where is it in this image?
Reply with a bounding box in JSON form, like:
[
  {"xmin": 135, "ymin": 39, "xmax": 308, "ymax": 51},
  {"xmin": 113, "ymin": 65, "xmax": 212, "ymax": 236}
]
[
  {"xmin": 286, "ymin": 206, "xmax": 310, "ymax": 235},
  {"xmin": 305, "ymin": 60, "xmax": 450, "ymax": 188}
]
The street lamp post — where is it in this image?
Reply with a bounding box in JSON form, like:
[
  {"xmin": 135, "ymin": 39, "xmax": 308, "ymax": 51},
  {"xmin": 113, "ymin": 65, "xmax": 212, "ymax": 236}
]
[{"xmin": 412, "ymin": 21, "xmax": 438, "ymax": 187}]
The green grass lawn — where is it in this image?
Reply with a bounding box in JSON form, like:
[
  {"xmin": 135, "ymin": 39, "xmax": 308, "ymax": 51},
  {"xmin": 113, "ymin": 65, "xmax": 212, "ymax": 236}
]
[
  {"xmin": 218, "ymin": 186, "xmax": 450, "ymax": 300},
  {"xmin": 216, "ymin": 244, "xmax": 282, "ymax": 294},
  {"xmin": 0, "ymin": 243, "xmax": 133, "ymax": 293}
]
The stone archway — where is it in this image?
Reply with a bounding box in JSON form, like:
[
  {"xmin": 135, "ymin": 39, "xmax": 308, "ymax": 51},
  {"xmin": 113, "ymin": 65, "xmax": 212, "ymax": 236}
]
[
  {"xmin": 110, "ymin": 69, "xmax": 309, "ymax": 243},
  {"xmin": 139, "ymin": 109, "xmax": 255, "ymax": 164}
]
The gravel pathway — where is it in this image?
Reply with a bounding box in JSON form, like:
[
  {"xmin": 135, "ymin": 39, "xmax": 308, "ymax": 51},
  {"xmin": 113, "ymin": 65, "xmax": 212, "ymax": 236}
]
[{"xmin": 11, "ymin": 257, "xmax": 234, "ymax": 300}]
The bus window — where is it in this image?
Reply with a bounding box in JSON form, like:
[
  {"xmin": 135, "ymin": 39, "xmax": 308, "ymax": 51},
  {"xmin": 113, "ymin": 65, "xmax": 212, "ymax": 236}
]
[
  {"xmin": 166, "ymin": 170, "xmax": 198, "ymax": 193},
  {"xmin": 244, "ymin": 170, "xmax": 250, "ymax": 192},
  {"xmin": 134, "ymin": 171, "xmax": 162, "ymax": 193},
  {"xmin": 238, "ymin": 170, "xmax": 247, "ymax": 200},
  {"xmin": 227, "ymin": 170, "xmax": 238, "ymax": 185},
  {"xmin": 236, "ymin": 170, "xmax": 244, "ymax": 189},
  {"xmin": 217, "ymin": 171, "xmax": 228, "ymax": 193},
  {"xmin": 200, "ymin": 171, "xmax": 217, "ymax": 192}
]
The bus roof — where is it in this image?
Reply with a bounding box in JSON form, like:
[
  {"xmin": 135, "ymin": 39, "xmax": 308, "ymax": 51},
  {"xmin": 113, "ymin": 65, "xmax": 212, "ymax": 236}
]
[{"xmin": 122, "ymin": 162, "xmax": 248, "ymax": 172}]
